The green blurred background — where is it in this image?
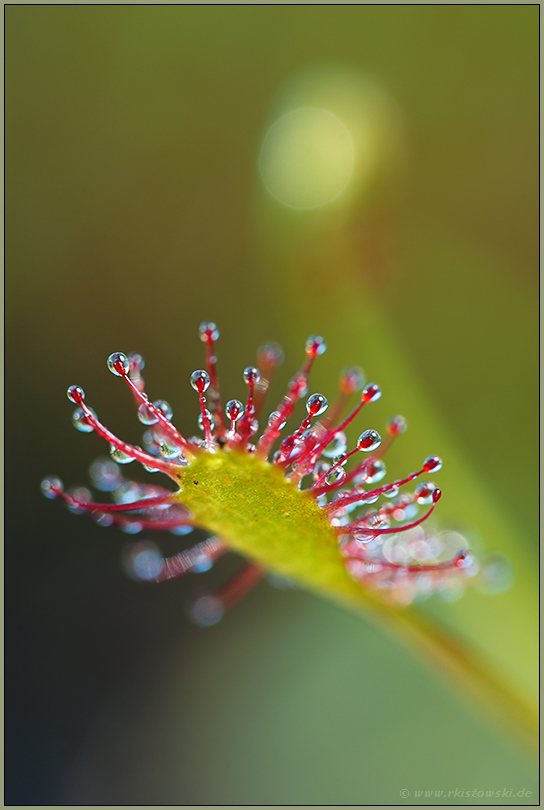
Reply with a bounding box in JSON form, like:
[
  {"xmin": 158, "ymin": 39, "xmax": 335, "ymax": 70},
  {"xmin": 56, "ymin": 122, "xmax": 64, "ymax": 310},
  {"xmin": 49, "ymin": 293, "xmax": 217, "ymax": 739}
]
[{"xmin": 6, "ymin": 6, "xmax": 538, "ymax": 805}]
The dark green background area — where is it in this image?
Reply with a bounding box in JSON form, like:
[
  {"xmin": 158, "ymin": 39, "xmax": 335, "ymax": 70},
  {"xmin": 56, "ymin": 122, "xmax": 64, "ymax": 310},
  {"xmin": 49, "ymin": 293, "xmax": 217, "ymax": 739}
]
[{"xmin": 6, "ymin": 6, "xmax": 538, "ymax": 805}]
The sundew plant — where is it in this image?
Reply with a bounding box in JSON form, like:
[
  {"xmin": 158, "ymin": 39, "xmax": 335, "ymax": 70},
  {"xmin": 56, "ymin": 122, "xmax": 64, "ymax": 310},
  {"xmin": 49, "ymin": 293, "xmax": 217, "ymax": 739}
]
[
  {"xmin": 42, "ymin": 322, "xmax": 471, "ymax": 614},
  {"xmin": 42, "ymin": 322, "xmax": 535, "ymax": 747}
]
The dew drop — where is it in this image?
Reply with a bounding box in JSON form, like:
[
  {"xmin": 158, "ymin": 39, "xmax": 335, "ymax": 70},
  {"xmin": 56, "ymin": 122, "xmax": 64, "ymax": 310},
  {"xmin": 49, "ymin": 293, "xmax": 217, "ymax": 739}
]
[
  {"xmin": 153, "ymin": 400, "xmax": 173, "ymax": 421},
  {"xmin": 279, "ymin": 435, "xmax": 297, "ymax": 458},
  {"xmin": 387, "ymin": 415, "xmax": 407, "ymax": 436},
  {"xmin": 305, "ymin": 335, "xmax": 327, "ymax": 358},
  {"xmin": 158, "ymin": 440, "xmax": 181, "ymax": 460},
  {"xmin": 191, "ymin": 552, "xmax": 214, "ymax": 573},
  {"xmin": 67, "ymin": 385, "xmax": 85, "ymax": 404},
  {"xmin": 199, "ymin": 321, "xmax": 220, "ymax": 343},
  {"xmin": 325, "ymin": 467, "xmax": 346, "ymax": 486},
  {"xmin": 225, "ymin": 399, "xmax": 244, "ymax": 422},
  {"xmin": 243, "ymin": 366, "xmax": 260, "ymax": 385},
  {"xmin": 414, "ymin": 481, "xmax": 436, "ymax": 505},
  {"xmin": 423, "ymin": 455, "xmax": 442, "ymax": 473},
  {"xmin": 322, "ymin": 431, "xmax": 348, "ymax": 458},
  {"xmin": 364, "ymin": 459, "xmax": 387, "ymax": 484},
  {"xmin": 190, "ymin": 594, "xmax": 224, "ymax": 627},
  {"xmin": 313, "ymin": 461, "xmax": 330, "ymax": 481},
  {"xmin": 66, "ymin": 486, "xmax": 92, "ymax": 513},
  {"xmin": 126, "ymin": 542, "xmax": 164, "ymax": 581},
  {"xmin": 72, "ymin": 407, "xmax": 96, "ymax": 433},
  {"xmin": 127, "ymin": 352, "xmax": 145, "ymax": 372},
  {"xmin": 120, "ymin": 521, "xmax": 143, "ymax": 534},
  {"xmin": 384, "ymin": 481, "xmax": 401, "ymax": 499},
  {"xmin": 169, "ymin": 524, "xmax": 194, "ymax": 536},
  {"xmin": 40, "ymin": 476, "xmax": 63, "ymax": 499},
  {"xmin": 357, "ymin": 429, "xmax": 382, "ymax": 452},
  {"xmin": 362, "ymin": 383, "xmax": 381, "ymax": 403},
  {"xmin": 107, "ymin": 352, "xmax": 129, "ymax": 377},
  {"xmin": 289, "ymin": 373, "xmax": 308, "ymax": 398},
  {"xmin": 306, "ymin": 393, "xmax": 328, "ymax": 417},
  {"xmin": 190, "ymin": 369, "xmax": 210, "ymax": 393},
  {"xmin": 138, "ymin": 403, "xmax": 159, "ymax": 425},
  {"xmin": 477, "ymin": 553, "xmax": 514, "ymax": 594},
  {"xmin": 258, "ymin": 341, "xmax": 284, "ymax": 368},
  {"xmin": 94, "ymin": 512, "xmax": 114, "ymax": 527},
  {"xmin": 198, "ymin": 409, "xmax": 215, "ymax": 432},
  {"xmin": 340, "ymin": 366, "xmax": 365, "ymax": 394},
  {"xmin": 109, "ymin": 445, "xmax": 135, "ymax": 464},
  {"xmin": 268, "ymin": 411, "xmax": 287, "ymax": 430},
  {"xmin": 89, "ymin": 458, "xmax": 122, "ymax": 491}
]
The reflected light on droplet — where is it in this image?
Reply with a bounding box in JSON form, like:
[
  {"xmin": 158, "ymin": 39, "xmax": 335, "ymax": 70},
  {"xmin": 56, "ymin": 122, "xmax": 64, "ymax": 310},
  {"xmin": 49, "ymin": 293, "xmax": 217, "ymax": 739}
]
[{"xmin": 259, "ymin": 108, "xmax": 355, "ymax": 210}]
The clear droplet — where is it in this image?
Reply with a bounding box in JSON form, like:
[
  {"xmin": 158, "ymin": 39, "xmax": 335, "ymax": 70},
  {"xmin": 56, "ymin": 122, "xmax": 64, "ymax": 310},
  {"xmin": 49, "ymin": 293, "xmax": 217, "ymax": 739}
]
[
  {"xmin": 257, "ymin": 341, "xmax": 284, "ymax": 368},
  {"xmin": 198, "ymin": 410, "xmax": 215, "ymax": 432},
  {"xmin": 225, "ymin": 399, "xmax": 244, "ymax": 422},
  {"xmin": 364, "ymin": 459, "xmax": 386, "ymax": 484},
  {"xmin": 158, "ymin": 439, "xmax": 181, "ymax": 460},
  {"xmin": 325, "ymin": 467, "xmax": 346, "ymax": 486},
  {"xmin": 66, "ymin": 486, "xmax": 92, "ymax": 514},
  {"xmin": 340, "ymin": 365, "xmax": 365, "ymax": 394},
  {"xmin": 306, "ymin": 393, "xmax": 328, "ymax": 417},
  {"xmin": 191, "ymin": 553, "xmax": 214, "ymax": 573},
  {"xmin": 89, "ymin": 458, "xmax": 122, "ymax": 491},
  {"xmin": 268, "ymin": 411, "xmax": 287, "ymax": 430},
  {"xmin": 93, "ymin": 512, "xmax": 114, "ymax": 527},
  {"xmin": 313, "ymin": 461, "xmax": 330, "ymax": 481},
  {"xmin": 423, "ymin": 455, "xmax": 442, "ymax": 473},
  {"xmin": 40, "ymin": 476, "xmax": 63, "ymax": 499},
  {"xmin": 243, "ymin": 366, "xmax": 260, "ymax": 385},
  {"xmin": 107, "ymin": 352, "xmax": 129, "ymax": 377},
  {"xmin": 153, "ymin": 400, "xmax": 173, "ymax": 421},
  {"xmin": 137, "ymin": 402, "xmax": 159, "ymax": 425},
  {"xmin": 387, "ymin": 415, "xmax": 407, "ymax": 436},
  {"xmin": 322, "ymin": 431, "xmax": 348, "ymax": 458},
  {"xmin": 199, "ymin": 321, "xmax": 220, "ymax": 343},
  {"xmin": 305, "ymin": 335, "xmax": 327, "ymax": 357},
  {"xmin": 362, "ymin": 383, "xmax": 381, "ymax": 403},
  {"xmin": 109, "ymin": 445, "xmax": 135, "ymax": 464},
  {"xmin": 414, "ymin": 481, "xmax": 436, "ymax": 504},
  {"xmin": 127, "ymin": 352, "xmax": 145, "ymax": 372},
  {"xmin": 383, "ymin": 481, "xmax": 401, "ymax": 499},
  {"xmin": 477, "ymin": 553, "xmax": 514, "ymax": 594},
  {"xmin": 169, "ymin": 524, "xmax": 194, "ymax": 536},
  {"xmin": 357, "ymin": 429, "xmax": 382, "ymax": 452},
  {"xmin": 125, "ymin": 541, "xmax": 164, "ymax": 581},
  {"xmin": 72, "ymin": 406, "xmax": 96, "ymax": 433},
  {"xmin": 190, "ymin": 594, "xmax": 224, "ymax": 627},
  {"xmin": 190, "ymin": 369, "xmax": 210, "ymax": 393},
  {"xmin": 119, "ymin": 520, "xmax": 143, "ymax": 534},
  {"xmin": 66, "ymin": 385, "xmax": 85, "ymax": 404}
]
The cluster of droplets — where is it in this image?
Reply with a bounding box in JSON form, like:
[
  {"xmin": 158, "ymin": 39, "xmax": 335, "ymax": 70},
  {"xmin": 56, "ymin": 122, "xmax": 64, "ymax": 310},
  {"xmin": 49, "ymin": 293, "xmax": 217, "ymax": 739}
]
[{"xmin": 42, "ymin": 321, "xmax": 482, "ymax": 620}]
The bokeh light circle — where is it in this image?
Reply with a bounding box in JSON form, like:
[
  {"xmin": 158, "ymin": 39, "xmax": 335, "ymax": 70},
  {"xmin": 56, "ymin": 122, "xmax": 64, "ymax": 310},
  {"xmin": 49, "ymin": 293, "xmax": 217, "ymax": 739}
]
[{"xmin": 259, "ymin": 108, "xmax": 355, "ymax": 209}]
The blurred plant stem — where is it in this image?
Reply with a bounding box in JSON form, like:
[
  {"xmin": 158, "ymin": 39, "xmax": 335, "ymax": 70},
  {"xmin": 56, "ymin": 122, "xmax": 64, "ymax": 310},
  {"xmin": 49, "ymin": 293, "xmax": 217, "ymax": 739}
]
[
  {"xmin": 256, "ymin": 210, "xmax": 538, "ymax": 752},
  {"xmin": 254, "ymin": 68, "xmax": 537, "ymax": 751}
]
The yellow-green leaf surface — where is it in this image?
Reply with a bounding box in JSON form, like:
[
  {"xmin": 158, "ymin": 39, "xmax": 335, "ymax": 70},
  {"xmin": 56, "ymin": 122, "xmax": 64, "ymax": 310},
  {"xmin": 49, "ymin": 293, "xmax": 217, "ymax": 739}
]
[
  {"xmin": 252, "ymin": 66, "xmax": 538, "ymax": 750},
  {"xmin": 173, "ymin": 447, "xmax": 537, "ymax": 750}
]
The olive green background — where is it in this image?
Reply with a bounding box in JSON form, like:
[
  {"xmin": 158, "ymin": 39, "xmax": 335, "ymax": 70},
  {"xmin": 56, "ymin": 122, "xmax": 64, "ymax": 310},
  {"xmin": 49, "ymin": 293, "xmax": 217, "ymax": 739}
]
[{"xmin": 6, "ymin": 6, "xmax": 538, "ymax": 805}]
